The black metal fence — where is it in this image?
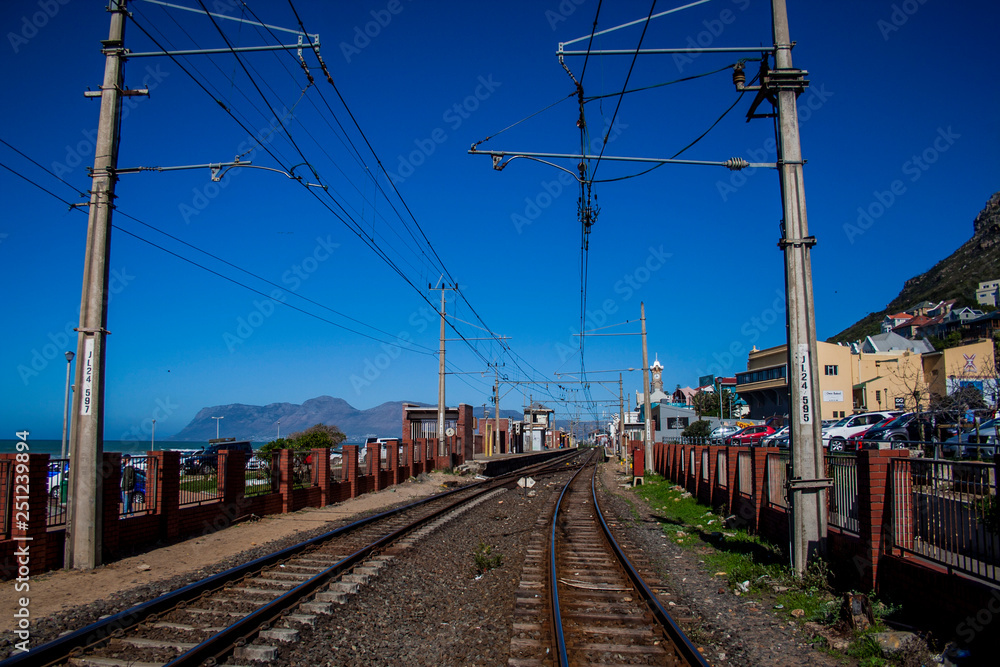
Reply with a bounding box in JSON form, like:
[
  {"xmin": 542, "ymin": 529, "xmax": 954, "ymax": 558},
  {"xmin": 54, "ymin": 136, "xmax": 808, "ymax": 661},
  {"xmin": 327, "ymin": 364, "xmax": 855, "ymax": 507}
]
[
  {"xmin": 178, "ymin": 454, "xmax": 223, "ymax": 507},
  {"xmin": 120, "ymin": 456, "xmax": 158, "ymax": 517},
  {"xmin": 47, "ymin": 458, "xmax": 69, "ymax": 527},
  {"xmin": 891, "ymin": 457, "xmax": 998, "ymax": 583},
  {"xmin": 245, "ymin": 453, "xmax": 277, "ymax": 497}
]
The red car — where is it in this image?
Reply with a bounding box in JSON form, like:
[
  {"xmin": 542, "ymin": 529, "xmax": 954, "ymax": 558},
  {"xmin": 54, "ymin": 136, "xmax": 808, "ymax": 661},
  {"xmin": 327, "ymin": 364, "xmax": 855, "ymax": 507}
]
[{"xmin": 725, "ymin": 424, "xmax": 775, "ymax": 446}]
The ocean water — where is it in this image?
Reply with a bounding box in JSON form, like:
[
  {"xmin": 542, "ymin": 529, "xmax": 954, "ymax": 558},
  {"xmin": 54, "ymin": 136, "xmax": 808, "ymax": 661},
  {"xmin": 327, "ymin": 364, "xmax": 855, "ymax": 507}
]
[{"xmin": 0, "ymin": 439, "xmax": 203, "ymax": 457}]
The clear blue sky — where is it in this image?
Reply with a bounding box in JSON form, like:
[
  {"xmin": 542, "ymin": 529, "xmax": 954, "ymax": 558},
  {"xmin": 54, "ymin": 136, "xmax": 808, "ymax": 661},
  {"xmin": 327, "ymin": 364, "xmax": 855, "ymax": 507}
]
[{"xmin": 2, "ymin": 0, "xmax": 997, "ymax": 440}]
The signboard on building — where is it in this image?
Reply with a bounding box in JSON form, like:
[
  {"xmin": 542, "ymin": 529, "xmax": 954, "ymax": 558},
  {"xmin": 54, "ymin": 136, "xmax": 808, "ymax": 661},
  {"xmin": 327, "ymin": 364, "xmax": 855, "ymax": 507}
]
[
  {"xmin": 698, "ymin": 374, "xmax": 715, "ymax": 389},
  {"xmin": 822, "ymin": 390, "xmax": 844, "ymax": 402},
  {"xmin": 895, "ymin": 397, "xmax": 905, "ymax": 409}
]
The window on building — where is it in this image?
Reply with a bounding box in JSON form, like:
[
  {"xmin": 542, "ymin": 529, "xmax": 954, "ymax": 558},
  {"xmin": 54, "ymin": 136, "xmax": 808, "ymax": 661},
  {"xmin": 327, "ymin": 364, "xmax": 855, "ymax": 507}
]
[
  {"xmin": 875, "ymin": 390, "xmax": 881, "ymax": 403},
  {"xmin": 824, "ymin": 365, "xmax": 838, "ymax": 376}
]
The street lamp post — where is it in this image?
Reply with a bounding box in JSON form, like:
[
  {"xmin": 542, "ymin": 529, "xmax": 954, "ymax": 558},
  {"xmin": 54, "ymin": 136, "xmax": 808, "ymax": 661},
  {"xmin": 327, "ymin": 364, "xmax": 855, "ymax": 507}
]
[
  {"xmin": 212, "ymin": 416, "xmax": 224, "ymax": 440},
  {"xmin": 276, "ymin": 420, "xmax": 281, "ymax": 440},
  {"xmin": 61, "ymin": 351, "xmax": 75, "ymax": 460},
  {"xmin": 151, "ymin": 419, "xmax": 156, "ymax": 451}
]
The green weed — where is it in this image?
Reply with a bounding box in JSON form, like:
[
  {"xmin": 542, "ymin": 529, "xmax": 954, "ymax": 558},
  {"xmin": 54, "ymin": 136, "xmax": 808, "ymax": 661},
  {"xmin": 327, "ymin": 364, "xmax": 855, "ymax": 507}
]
[{"xmin": 472, "ymin": 542, "xmax": 503, "ymax": 575}]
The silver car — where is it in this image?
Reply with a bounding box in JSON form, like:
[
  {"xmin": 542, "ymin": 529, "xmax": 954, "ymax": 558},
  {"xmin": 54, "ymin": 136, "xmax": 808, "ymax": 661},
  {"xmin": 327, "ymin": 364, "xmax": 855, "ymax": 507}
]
[{"xmin": 710, "ymin": 424, "xmax": 740, "ymax": 443}]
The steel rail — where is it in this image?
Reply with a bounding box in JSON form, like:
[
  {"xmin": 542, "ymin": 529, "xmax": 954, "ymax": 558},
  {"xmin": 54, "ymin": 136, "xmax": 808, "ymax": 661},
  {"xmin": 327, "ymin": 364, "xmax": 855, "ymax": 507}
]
[
  {"xmin": 549, "ymin": 449, "xmax": 596, "ymax": 667},
  {"xmin": 0, "ymin": 450, "xmax": 581, "ymax": 667},
  {"xmin": 590, "ymin": 464, "xmax": 711, "ymax": 666}
]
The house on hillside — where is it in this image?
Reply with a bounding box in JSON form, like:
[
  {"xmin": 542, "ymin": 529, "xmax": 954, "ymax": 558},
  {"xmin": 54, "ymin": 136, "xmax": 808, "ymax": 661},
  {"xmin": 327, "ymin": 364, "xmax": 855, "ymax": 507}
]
[
  {"xmin": 861, "ymin": 331, "xmax": 935, "ymax": 355},
  {"xmin": 881, "ymin": 312, "xmax": 913, "ymax": 333},
  {"xmin": 977, "ymin": 279, "xmax": 1000, "ymax": 307}
]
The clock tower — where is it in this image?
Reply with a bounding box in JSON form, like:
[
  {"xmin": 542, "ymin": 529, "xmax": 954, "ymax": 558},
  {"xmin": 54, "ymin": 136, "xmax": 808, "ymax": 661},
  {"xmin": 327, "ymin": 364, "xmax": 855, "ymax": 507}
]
[{"xmin": 650, "ymin": 355, "xmax": 664, "ymax": 394}]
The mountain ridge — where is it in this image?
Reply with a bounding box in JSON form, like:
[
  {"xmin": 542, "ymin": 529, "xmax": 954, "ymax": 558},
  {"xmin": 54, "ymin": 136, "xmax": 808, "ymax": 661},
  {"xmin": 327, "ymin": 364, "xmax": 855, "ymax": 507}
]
[
  {"xmin": 170, "ymin": 396, "xmax": 523, "ymax": 443},
  {"xmin": 828, "ymin": 191, "xmax": 1000, "ymax": 344}
]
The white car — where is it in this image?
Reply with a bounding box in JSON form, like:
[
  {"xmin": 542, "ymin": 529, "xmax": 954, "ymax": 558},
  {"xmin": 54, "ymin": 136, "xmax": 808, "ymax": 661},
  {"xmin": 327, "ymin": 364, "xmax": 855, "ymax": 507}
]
[
  {"xmin": 822, "ymin": 412, "xmax": 898, "ymax": 451},
  {"xmin": 761, "ymin": 425, "xmax": 789, "ymax": 447}
]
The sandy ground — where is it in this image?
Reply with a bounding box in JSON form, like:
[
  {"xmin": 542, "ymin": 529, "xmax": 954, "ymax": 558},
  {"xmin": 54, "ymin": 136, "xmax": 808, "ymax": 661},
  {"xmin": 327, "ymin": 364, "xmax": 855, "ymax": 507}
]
[{"xmin": 1, "ymin": 472, "xmax": 456, "ymax": 633}]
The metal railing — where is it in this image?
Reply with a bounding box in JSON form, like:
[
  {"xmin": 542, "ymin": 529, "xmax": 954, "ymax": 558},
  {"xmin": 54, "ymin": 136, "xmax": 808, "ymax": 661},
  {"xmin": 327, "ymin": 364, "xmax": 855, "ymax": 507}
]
[
  {"xmin": 891, "ymin": 458, "xmax": 999, "ymax": 583},
  {"xmin": 245, "ymin": 453, "xmax": 277, "ymax": 497},
  {"xmin": 0, "ymin": 459, "xmax": 12, "ymax": 538},
  {"xmin": 717, "ymin": 450, "xmax": 728, "ymax": 487},
  {"xmin": 47, "ymin": 459, "xmax": 70, "ymax": 527},
  {"xmin": 766, "ymin": 453, "xmax": 788, "ymax": 509},
  {"xmin": 737, "ymin": 451, "xmax": 753, "ymax": 497},
  {"xmin": 120, "ymin": 456, "xmax": 158, "ymax": 518},
  {"xmin": 292, "ymin": 452, "xmax": 314, "ymax": 489},
  {"xmin": 826, "ymin": 455, "xmax": 859, "ymax": 533},
  {"xmin": 179, "ymin": 454, "xmax": 223, "ymax": 507}
]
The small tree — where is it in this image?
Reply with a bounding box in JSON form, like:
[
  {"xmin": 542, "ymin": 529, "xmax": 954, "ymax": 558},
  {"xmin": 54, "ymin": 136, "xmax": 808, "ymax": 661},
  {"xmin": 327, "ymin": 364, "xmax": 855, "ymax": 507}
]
[
  {"xmin": 682, "ymin": 420, "xmax": 712, "ymax": 439},
  {"xmin": 259, "ymin": 423, "xmax": 346, "ymax": 456},
  {"xmin": 691, "ymin": 391, "xmax": 717, "ymax": 419}
]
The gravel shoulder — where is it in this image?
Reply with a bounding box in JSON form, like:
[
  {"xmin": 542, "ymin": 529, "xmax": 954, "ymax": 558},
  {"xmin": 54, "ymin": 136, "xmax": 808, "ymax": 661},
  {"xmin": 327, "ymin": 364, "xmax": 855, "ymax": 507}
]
[
  {"xmin": 0, "ymin": 472, "xmax": 460, "ymax": 655},
  {"xmin": 595, "ymin": 461, "xmax": 848, "ymax": 667}
]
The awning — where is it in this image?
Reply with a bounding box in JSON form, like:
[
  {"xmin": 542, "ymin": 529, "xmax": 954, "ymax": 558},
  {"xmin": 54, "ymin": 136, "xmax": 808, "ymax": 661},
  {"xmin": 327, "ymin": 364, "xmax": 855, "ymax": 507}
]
[{"xmin": 852, "ymin": 376, "xmax": 883, "ymax": 389}]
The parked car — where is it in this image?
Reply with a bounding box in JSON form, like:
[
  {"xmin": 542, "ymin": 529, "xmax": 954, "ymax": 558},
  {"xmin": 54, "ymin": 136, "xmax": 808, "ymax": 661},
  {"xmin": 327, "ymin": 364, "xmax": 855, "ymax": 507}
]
[
  {"xmin": 942, "ymin": 418, "xmax": 999, "ymax": 459},
  {"xmin": 710, "ymin": 424, "xmax": 740, "ymax": 443},
  {"xmin": 725, "ymin": 424, "xmax": 775, "ymax": 446},
  {"xmin": 761, "ymin": 425, "xmax": 789, "ymax": 447},
  {"xmin": 182, "ymin": 440, "xmax": 255, "ymax": 475},
  {"xmin": 47, "ymin": 461, "xmax": 69, "ymax": 499},
  {"xmin": 822, "ymin": 411, "xmax": 898, "ymax": 451},
  {"xmin": 846, "ymin": 416, "xmax": 897, "ymax": 451},
  {"xmin": 861, "ymin": 412, "xmax": 961, "ymax": 446}
]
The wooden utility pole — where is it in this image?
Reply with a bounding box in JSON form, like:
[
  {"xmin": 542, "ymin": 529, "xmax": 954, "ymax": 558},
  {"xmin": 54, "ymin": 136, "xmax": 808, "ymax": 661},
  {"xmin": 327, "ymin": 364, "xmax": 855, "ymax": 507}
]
[
  {"xmin": 619, "ymin": 372, "xmax": 624, "ymax": 459},
  {"xmin": 494, "ymin": 369, "xmax": 501, "ymax": 455},
  {"xmin": 66, "ymin": 0, "xmax": 133, "ymax": 570},
  {"xmin": 429, "ymin": 282, "xmax": 457, "ymax": 460}
]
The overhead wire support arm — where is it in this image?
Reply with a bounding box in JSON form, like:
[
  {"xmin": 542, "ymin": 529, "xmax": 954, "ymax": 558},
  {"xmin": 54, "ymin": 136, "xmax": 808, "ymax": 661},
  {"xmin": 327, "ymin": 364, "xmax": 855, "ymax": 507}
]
[
  {"xmin": 560, "ymin": 46, "xmax": 775, "ymax": 56},
  {"xmin": 468, "ymin": 148, "xmax": 771, "ymax": 171},
  {"xmin": 108, "ymin": 159, "xmax": 327, "ymax": 188}
]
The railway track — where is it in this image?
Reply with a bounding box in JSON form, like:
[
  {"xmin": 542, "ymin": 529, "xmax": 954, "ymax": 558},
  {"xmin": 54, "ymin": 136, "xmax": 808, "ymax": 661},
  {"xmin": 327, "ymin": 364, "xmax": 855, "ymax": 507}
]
[
  {"xmin": 2, "ymin": 451, "xmax": 583, "ymax": 667},
  {"xmin": 510, "ymin": 450, "xmax": 708, "ymax": 666}
]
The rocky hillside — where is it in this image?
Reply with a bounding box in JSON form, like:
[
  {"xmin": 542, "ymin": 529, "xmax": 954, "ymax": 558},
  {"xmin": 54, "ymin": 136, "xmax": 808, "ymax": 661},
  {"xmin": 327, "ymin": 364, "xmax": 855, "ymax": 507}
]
[
  {"xmin": 170, "ymin": 396, "xmax": 523, "ymax": 443},
  {"xmin": 828, "ymin": 192, "xmax": 1000, "ymax": 343}
]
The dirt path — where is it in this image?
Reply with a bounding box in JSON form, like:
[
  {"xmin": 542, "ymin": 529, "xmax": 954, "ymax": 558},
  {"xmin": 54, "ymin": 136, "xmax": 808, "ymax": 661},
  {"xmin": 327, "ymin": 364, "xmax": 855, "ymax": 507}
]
[{"xmin": 1, "ymin": 472, "xmax": 456, "ymax": 634}]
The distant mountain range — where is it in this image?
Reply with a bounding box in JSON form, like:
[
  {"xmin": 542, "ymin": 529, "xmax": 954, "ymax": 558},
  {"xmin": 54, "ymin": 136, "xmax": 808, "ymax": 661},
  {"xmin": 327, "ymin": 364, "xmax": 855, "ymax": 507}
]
[
  {"xmin": 829, "ymin": 191, "xmax": 1000, "ymax": 343},
  {"xmin": 170, "ymin": 396, "xmax": 523, "ymax": 443}
]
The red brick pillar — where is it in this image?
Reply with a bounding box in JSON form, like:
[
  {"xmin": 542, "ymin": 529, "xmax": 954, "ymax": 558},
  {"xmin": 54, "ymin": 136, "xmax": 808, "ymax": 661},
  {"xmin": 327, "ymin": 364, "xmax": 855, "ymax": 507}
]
[
  {"xmin": 313, "ymin": 449, "xmax": 330, "ymax": 506},
  {"xmin": 403, "ymin": 442, "xmax": 413, "ymax": 479},
  {"xmin": 219, "ymin": 450, "xmax": 246, "ymax": 507},
  {"xmin": 751, "ymin": 447, "xmax": 774, "ymax": 529},
  {"xmin": 369, "ymin": 444, "xmax": 382, "ymax": 491},
  {"xmin": 149, "ymin": 451, "xmax": 180, "ymax": 540},
  {"xmin": 101, "ymin": 452, "xmax": 121, "ymax": 561},
  {"xmin": 726, "ymin": 446, "xmax": 739, "ymax": 514},
  {"xmin": 387, "ymin": 439, "xmax": 399, "ymax": 486},
  {"xmin": 5, "ymin": 453, "xmax": 51, "ymax": 576},
  {"xmin": 343, "ymin": 445, "xmax": 359, "ymax": 499},
  {"xmin": 278, "ymin": 449, "xmax": 294, "ymax": 513},
  {"xmin": 857, "ymin": 449, "xmax": 910, "ymax": 590}
]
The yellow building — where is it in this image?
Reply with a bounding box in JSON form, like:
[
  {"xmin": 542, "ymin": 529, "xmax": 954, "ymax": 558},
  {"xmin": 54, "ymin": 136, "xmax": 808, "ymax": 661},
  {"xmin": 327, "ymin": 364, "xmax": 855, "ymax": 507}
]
[{"xmin": 735, "ymin": 338, "xmax": 997, "ymax": 421}]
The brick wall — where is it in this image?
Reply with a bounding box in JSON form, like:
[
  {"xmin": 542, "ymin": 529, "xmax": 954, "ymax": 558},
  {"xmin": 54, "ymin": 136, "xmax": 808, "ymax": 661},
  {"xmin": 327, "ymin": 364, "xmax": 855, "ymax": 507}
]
[{"xmin": 0, "ymin": 438, "xmax": 477, "ymax": 579}]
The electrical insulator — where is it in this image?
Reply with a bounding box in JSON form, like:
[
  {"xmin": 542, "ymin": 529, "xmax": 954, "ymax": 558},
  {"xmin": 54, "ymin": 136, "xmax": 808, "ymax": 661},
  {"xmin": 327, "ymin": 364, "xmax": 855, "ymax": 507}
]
[{"xmin": 723, "ymin": 157, "xmax": 750, "ymax": 171}]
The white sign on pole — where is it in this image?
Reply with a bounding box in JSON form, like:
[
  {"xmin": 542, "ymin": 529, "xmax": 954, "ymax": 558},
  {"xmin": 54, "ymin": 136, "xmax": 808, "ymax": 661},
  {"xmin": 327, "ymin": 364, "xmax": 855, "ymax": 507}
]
[
  {"xmin": 797, "ymin": 343, "xmax": 812, "ymax": 424},
  {"xmin": 517, "ymin": 476, "xmax": 535, "ymax": 489},
  {"xmin": 80, "ymin": 337, "xmax": 94, "ymax": 416}
]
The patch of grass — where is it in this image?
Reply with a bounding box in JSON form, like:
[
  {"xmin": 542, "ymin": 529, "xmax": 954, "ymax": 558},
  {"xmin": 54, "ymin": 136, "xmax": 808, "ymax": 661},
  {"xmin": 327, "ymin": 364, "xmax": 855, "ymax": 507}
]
[{"xmin": 472, "ymin": 542, "xmax": 503, "ymax": 575}]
